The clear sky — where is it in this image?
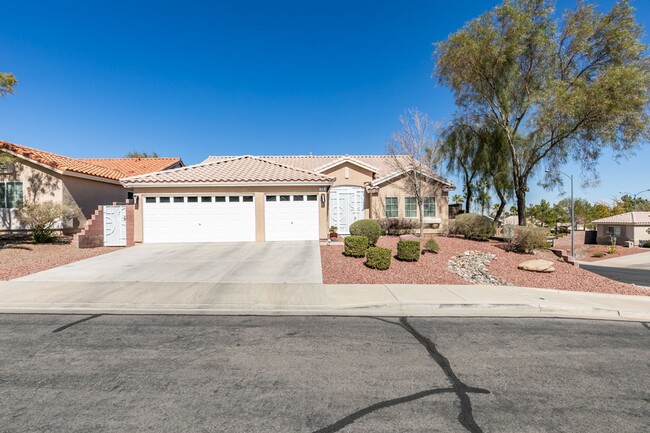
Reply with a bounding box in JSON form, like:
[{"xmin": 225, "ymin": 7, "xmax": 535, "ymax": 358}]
[{"xmin": 2, "ymin": 0, "xmax": 649, "ymax": 206}]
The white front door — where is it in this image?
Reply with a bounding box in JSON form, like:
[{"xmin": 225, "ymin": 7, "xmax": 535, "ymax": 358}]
[
  {"xmin": 143, "ymin": 195, "xmax": 255, "ymax": 243},
  {"xmin": 265, "ymin": 194, "xmax": 320, "ymax": 241},
  {"xmin": 329, "ymin": 186, "xmax": 365, "ymax": 235},
  {"xmin": 104, "ymin": 205, "xmax": 127, "ymax": 247}
]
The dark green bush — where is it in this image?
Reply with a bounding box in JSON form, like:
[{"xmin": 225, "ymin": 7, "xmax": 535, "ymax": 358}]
[
  {"xmin": 643, "ymin": 241, "xmax": 650, "ymax": 248},
  {"xmin": 349, "ymin": 219, "xmax": 382, "ymax": 246},
  {"xmin": 397, "ymin": 240, "xmax": 420, "ymax": 261},
  {"xmin": 344, "ymin": 235, "xmax": 369, "ymax": 257},
  {"xmin": 454, "ymin": 213, "xmax": 495, "ymax": 241},
  {"xmin": 365, "ymin": 247, "xmax": 392, "ymax": 270},
  {"xmin": 424, "ymin": 238, "xmax": 439, "ymax": 254},
  {"xmin": 506, "ymin": 226, "xmax": 549, "ymax": 253}
]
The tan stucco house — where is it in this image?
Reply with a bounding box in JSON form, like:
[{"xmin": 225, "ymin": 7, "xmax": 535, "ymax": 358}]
[
  {"xmin": 0, "ymin": 140, "xmax": 183, "ymax": 232},
  {"xmin": 592, "ymin": 212, "xmax": 650, "ymax": 246},
  {"xmin": 121, "ymin": 154, "xmax": 455, "ymax": 243}
]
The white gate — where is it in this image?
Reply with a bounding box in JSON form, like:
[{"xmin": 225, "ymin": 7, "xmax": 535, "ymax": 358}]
[
  {"xmin": 104, "ymin": 205, "xmax": 127, "ymax": 247},
  {"xmin": 329, "ymin": 186, "xmax": 365, "ymax": 234}
]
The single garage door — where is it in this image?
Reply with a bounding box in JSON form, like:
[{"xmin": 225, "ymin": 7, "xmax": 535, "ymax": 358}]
[
  {"xmin": 143, "ymin": 195, "xmax": 255, "ymax": 243},
  {"xmin": 265, "ymin": 194, "xmax": 319, "ymax": 241}
]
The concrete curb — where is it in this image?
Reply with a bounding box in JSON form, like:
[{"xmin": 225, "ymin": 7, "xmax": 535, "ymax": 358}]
[{"xmin": 0, "ymin": 301, "xmax": 644, "ymax": 321}]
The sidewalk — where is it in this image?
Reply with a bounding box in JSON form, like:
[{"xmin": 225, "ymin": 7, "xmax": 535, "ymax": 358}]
[{"xmin": 0, "ymin": 280, "xmax": 648, "ymax": 321}]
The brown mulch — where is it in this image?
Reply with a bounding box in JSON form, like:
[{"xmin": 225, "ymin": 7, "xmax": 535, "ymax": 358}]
[
  {"xmin": 0, "ymin": 238, "xmax": 122, "ymax": 280},
  {"xmin": 321, "ymin": 236, "xmax": 648, "ymax": 296}
]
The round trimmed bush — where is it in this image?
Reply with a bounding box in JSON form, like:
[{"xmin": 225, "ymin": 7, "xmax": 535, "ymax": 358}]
[
  {"xmin": 643, "ymin": 241, "xmax": 650, "ymax": 248},
  {"xmin": 397, "ymin": 240, "xmax": 420, "ymax": 261},
  {"xmin": 424, "ymin": 238, "xmax": 439, "ymax": 254},
  {"xmin": 344, "ymin": 235, "xmax": 369, "ymax": 257},
  {"xmin": 365, "ymin": 247, "xmax": 392, "ymax": 270},
  {"xmin": 454, "ymin": 213, "xmax": 495, "ymax": 241},
  {"xmin": 349, "ymin": 219, "xmax": 382, "ymax": 246}
]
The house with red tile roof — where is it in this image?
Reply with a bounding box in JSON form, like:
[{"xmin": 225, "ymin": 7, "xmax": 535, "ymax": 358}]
[
  {"xmin": 0, "ymin": 140, "xmax": 183, "ymax": 231},
  {"xmin": 121, "ymin": 154, "xmax": 455, "ymax": 243}
]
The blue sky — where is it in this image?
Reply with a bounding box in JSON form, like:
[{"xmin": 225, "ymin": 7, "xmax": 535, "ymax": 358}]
[{"xmin": 1, "ymin": 0, "xmax": 649, "ymax": 206}]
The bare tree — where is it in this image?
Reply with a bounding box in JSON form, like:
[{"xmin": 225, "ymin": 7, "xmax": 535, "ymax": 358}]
[{"xmin": 386, "ymin": 109, "xmax": 442, "ymax": 238}]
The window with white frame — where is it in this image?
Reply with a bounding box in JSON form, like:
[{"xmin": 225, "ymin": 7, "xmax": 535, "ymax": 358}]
[
  {"xmin": 423, "ymin": 197, "xmax": 436, "ymax": 218},
  {"xmin": 607, "ymin": 226, "xmax": 621, "ymax": 237},
  {"xmin": 405, "ymin": 197, "xmax": 417, "ymax": 218},
  {"xmin": 385, "ymin": 197, "xmax": 398, "ymax": 218},
  {"xmin": 0, "ymin": 182, "xmax": 23, "ymax": 208}
]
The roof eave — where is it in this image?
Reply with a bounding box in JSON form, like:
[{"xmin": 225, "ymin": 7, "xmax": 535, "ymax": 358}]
[{"xmin": 121, "ymin": 180, "xmax": 335, "ymax": 188}]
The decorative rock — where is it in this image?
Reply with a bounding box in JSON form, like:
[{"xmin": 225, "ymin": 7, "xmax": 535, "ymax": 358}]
[
  {"xmin": 399, "ymin": 234, "xmax": 420, "ymax": 241},
  {"xmin": 447, "ymin": 250, "xmax": 509, "ymax": 285},
  {"xmin": 517, "ymin": 259, "xmax": 555, "ymax": 273}
]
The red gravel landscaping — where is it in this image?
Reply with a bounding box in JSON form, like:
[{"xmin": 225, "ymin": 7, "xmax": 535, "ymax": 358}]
[
  {"xmin": 0, "ymin": 238, "xmax": 122, "ymax": 280},
  {"xmin": 321, "ymin": 236, "xmax": 648, "ymax": 296}
]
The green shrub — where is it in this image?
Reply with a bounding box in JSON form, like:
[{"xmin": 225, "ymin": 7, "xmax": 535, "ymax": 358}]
[
  {"xmin": 349, "ymin": 219, "xmax": 382, "ymax": 246},
  {"xmin": 15, "ymin": 201, "xmax": 80, "ymax": 244},
  {"xmin": 454, "ymin": 213, "xmax": 495, "ymax": 241},
  {"xmin": 344, "ymin": 235, "xmax": 369, "ymax": 257},
  {"xmin": 424, "ymin": 238, "xmax": 440, "ymax": 254},
  {"xmin": 365, "ymin": 247, "xmax": 392, "ymax": 270},
  {"xmin": 608, "ymin": 246, "xmax": 617, "ymax": 255},
  {"xmin": 506, "ymin": 226, "xmax": 550, "ymax": 253},
  {"xmin": 643, "ymin": 241, "xmax": 650, "ymax": 248},
  {"xmin": 396, "ymin": 240, "xmax": 420, "ymax": 261}
]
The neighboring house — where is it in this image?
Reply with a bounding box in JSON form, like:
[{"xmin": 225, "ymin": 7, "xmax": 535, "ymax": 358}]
[
  {"xmin": 0, "ymin": 140, "xmax": 183, "ymax": 231},
  {"xmin": 592, "ymin": 212, "xmax": 650, "ymax": 246},
  {"xmin": 121, "ymin": 154, "xmax": 455, "ymax": 243}
]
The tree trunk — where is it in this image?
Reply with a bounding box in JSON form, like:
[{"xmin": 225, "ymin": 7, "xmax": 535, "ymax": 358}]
[
  {"xmin": 464, "ymin": 186, "xmax": 473, "ymax": 214},
  {"xmin": 516, "ymin": 186, "xmax": 527, "ymax": 226},
  {"xmin": 418, "ymin": 202, "xmax": 424, "ymax": 238},
  {"xmin": 493, "ymin": 188, "xmax": 506, "ymax": 224}
]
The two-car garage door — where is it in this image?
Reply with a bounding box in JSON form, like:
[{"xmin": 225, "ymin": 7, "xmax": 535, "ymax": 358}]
[
  {"xmin": 142, "ymin": 193, "xmax": 319, "ymax": 243},
  {"xmin": 143, "ymin": 195, "xmax": 256, "ymax": 243}
]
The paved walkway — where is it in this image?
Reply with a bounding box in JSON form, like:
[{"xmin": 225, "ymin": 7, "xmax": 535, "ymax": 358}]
[{"xmin": 0, "ymin": 280, "xmax": 648, "ymax": 321}]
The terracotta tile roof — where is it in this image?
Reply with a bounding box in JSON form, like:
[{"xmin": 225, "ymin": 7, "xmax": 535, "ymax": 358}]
[
  {"xmin": 203, "ymin": 154, "xmax": 455, "ymax": 188},
  {"xmin": 77, "ymin": 158, "xmax": 183, "ymax": 177},
  {"xmin": 0, "ymin": 140, "xmax": 182, "ymax": 181},
  {"xmin": 121, "ymin": 155, "xmax": 335, "ymax": 185},
  {"xmin": 592, "ymin": 212, "xmax": 650, "ymax": 225}
]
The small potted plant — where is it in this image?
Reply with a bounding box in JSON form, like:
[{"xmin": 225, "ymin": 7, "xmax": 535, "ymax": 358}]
[{"xmin": 329, "ymin": 226, "xmax": 338, "ymax": 240}]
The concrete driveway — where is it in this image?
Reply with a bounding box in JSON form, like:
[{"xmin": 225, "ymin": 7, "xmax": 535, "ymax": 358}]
[
  {"xmin": 16, "ymin": 241, "xmax": 323, "ymax": 284},
  {"xmin": 580, "ymin": 251, "xmax": 650, "ymax": 287}
]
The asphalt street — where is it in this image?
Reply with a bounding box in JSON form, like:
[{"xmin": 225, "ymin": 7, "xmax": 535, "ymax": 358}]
[
  {"xmin": 581, "ymin": 263, "xmax": 650, "ymax": 287},
  {"xmin": 0, "ymin": 315, "xmax": 648, "ymax": 433}
]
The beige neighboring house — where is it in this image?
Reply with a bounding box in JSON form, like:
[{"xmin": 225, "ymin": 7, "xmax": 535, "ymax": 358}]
[
  {"xmin": 0, "ymin": 140, "xmax": 183, "ymax": 232},
  {"xmin": 121, "ymin": 154, "xmax": 455, "ymax": 243},
  {"xmin": 592, "ymin": 212, "xmax": 650, "ymax": 246}
]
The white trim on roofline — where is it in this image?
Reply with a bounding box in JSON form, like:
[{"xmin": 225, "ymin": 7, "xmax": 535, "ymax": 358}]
[
  {"xmin": 0, "ymin": 148, "xmax": 124, "ymax": 185},
  {"xmin": 314, "ymin": 157, "xmax": 379, "ymax": 174},
  {"xmin": 372, "ymin": 168, "xmax": 455, "ymax": 189},
  {"xmin": 122, "ymin": 181, "xmax": 335, "ymax": 188}
]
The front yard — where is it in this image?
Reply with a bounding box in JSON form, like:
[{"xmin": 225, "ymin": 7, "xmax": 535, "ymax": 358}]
[
  {"xmin": 0, "ymin": 237, "xmax": 121, "ymax": 280},
  {"xmin": 321, "ymin": 235, "xmax": 648, "ymax": 296}
]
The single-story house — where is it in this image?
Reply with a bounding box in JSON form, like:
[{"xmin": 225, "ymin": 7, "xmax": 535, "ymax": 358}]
[
  {"xmin": 592, "ymin": 212, "xmax": 650, "ymax": 246},
  {"xmin": 0, "ymin": 140, "xmax": 183, "ymax": 231},
  {"xmin": 121, "ymin": 154, "xmax": 456, "ymax": 243}
]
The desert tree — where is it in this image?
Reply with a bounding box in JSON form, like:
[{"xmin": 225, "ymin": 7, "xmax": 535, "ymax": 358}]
[
  {"xmin": 386, "ymin": 108, "xmax": 443, "ymax": 238},
  {"xmin": 125, "ymin": 151, "xmax": 159, "ymax": 158},
  {"xmin": 435, "ymin": 0, "xmax": 650, "ymax": 225}
]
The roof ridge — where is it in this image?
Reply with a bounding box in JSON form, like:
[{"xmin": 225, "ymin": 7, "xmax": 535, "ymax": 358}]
[
  {"xmin": 248, "ymin": 155, "xmax": 333, "ymax": 180},
  {"xmin": 121, "ymin": 155, "xmax": 244, "ymax": 181}
]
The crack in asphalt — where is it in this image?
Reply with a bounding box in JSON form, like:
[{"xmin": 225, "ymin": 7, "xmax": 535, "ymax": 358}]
[
  {"xmin": 641, "ymin": 322, "xmax": 650, "ymax": 331},
  {"xmin": 312, "ymin": 317, "xmax": 489, "ymax": 433},
  {"xmin": 52, "ymin": 314, "xmax": 102, "ymax": 333}
]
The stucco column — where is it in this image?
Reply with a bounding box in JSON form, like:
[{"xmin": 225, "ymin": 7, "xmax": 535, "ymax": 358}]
[{"xmin": 255, "ymin": 192, "xmax": 265, "ymax": 242}]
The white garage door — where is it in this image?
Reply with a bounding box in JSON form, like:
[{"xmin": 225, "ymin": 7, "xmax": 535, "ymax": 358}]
[
  {"xmin": 265, "ymin": 194, "xmax": 319, "ymax": 241},
  {"xmin": 143, "ymin": 195, "xmax": 255, "ymax": 243}
]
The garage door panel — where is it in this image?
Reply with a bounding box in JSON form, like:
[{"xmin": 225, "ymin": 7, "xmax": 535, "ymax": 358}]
[
  {"xmin": 265, "ymin": 195, "xmax": 319, "ymax": 241},
  {"xmin": 143, "ymin": 197, "xmax": 255, "ymax": 243}
]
